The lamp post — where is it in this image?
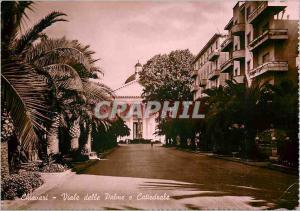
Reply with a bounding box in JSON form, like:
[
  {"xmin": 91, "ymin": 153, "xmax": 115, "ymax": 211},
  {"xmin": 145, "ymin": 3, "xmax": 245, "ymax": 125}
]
[{"xmin": 270, "ymin": 135, "xmax": 278, "ymax": 161}]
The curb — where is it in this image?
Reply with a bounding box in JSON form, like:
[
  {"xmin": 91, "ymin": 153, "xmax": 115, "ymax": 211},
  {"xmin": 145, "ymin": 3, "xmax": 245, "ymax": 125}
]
[
  {"xmin": 72, "ymin": 146, "xmax": 119, "ymax": 174},
  {"xmin": 170, "ymin": 146, "xmax": 298, "ymax": 175},
  {"xmin": 98, "ymin": 145, "xmax": 119, "ymax": 159}
]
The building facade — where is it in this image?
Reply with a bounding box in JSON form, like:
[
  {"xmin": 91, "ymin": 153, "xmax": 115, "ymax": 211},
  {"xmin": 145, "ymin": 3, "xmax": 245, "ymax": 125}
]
[
  {"xmin": 244, "ymin": 1, "xmax": 298, "ymax": 85},
  {"xmin": 192, "ymin": 34, "xmax": 229, "ymax": 100},
  {"xmin": 113, "ymin": 62, "xmax": 164, "ymax": 142},
  {"xmin": 192, "ymin": 1, "xmax": 299, "ymax": 100}
]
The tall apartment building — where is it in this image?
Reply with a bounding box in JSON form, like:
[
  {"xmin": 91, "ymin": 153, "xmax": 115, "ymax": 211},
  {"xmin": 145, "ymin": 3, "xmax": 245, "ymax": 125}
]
[
  {"xmin": 220, "ymin": 2, "xmax": 246, "ymax": 84},
  {"xmin": 191, "ymin": 34, "xmax": 228, "ymax": 100},
  {"xmin": 192, "ymin": 1, "xmax": 299, "ymax": 100},
  {"xmin": 244, "ymin": 1, "xmax": 298, "ymax": 85}
]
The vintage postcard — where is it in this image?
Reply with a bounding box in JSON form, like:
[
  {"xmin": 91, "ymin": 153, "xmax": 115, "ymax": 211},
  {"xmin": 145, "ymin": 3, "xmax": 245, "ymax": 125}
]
[{"xmin": 1, "ymin": 0, "xmax": 299, "ymax": 210}]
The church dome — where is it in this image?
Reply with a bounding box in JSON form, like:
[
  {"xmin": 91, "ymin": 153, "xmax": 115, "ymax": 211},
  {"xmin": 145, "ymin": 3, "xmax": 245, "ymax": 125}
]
[
  {"xmin": 124, "ymin": 61, "xmax": 142, "ymax": 84},
  {"xmin": 124, "ymin": 73, "xmax": 137, "ymax": 84},
  {"xmin": 135, "ymin": 62, "xmax": 142, "ymax": 67}
]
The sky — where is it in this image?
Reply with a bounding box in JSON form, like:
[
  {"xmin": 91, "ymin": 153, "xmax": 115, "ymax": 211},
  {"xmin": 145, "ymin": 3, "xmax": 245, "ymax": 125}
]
[{"xmin": 26, "ymin": 0, "xmax": 299, "ymax": 90}]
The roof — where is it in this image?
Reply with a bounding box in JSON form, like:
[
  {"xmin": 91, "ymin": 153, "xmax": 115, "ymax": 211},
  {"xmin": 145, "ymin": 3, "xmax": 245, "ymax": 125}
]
[
  {"xmin": 113, "ymin": 79, "xmax": 143, "ymax": 98},
  {"xmin": 135, "ymin": 62, "xmax": 142, "ymax": 67},
  {"xmin": 124, "ymin": 73, "xmax": 137, "ymax": 84},
  {"xmin": 192, "ymin": 33, "xmax": 224, "ymax": 64},
  {"xmin": 224, "ymin": 17, "xmax": 233, "ymax": 30}
]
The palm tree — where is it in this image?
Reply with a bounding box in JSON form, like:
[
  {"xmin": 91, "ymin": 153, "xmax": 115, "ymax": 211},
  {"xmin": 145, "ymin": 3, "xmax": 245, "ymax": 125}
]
[
  {"xmin": 24, "ymin": 36, "xmax": 114, "ymax": 158},
  {"xmin": 264, "ymin": 81, "xmax": 299, "ymax": 165},
  {"xmin": 203, "ymin": 80, "xmax": 270, "ymax": 157},
  {"xmin": 1, "ymin": 1, "xmax": 67, "ymax": 173}
]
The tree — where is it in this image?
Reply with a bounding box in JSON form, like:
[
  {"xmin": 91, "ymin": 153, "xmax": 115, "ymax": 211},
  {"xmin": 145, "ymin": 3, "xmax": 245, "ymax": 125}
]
[
  {"xmin": 24, "ymin": 37, "xmax": 114, "ymax": 159},
  {"xmin": 264, "ymin": 81, "xmax": 299, "ymax": 165},
  {"xmin": 1, "ymin": 1, "xmax": 66, "ymax": 172},
  {"xmin": 203, "ymin": 80, "xmax": 271, "ymax": 157},
  {"xmin": 1, "ymin": 1, "xmax": 114, "ymax": 164},
  {"xmin": 139, "ymin": 49, "xmax": 194, "ymax": 101},
  {"xmin": 92, "ymin": 117, "xmax": 130, "ymax": 153},
  {"xmin": 139, "ymin": 49, "xmax": 194, "ymax": 145}
]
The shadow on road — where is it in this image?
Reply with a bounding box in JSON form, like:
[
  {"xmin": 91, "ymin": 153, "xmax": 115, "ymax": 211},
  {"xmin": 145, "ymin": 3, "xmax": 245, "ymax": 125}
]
[{"xmin": 73, "ymin": 144, "xmax": 299, "ymax": 209}]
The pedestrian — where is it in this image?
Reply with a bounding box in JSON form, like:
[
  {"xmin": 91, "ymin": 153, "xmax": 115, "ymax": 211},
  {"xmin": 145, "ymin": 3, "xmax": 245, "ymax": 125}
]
[{"xmin": 151, "ymin": 140, "xmax": 154, "ymax": 148}]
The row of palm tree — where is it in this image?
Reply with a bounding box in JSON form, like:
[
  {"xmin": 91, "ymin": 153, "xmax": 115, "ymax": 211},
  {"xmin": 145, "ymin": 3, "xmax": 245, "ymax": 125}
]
[
  {"xmin": 159, "ymin": 79, "xmax": 298, "ymax": 165},
  {"xmin": 201, "ymin": 79, "xmax": 298, "ymax": 162},
  {"xmin": 1, "ymin": 1, "xmax": 123, "ymax": 175}
]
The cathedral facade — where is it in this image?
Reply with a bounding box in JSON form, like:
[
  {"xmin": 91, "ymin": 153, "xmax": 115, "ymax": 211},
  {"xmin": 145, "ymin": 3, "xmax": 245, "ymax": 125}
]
[{"xmin": 113, "ymin": 62, "xmax": 164, "ymax": 143}]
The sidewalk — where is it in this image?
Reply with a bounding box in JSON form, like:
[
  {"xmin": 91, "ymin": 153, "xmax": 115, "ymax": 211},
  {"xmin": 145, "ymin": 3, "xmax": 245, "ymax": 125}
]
[
  {"xmin": 2, "ymin": 169, "xmax": 74, "ymax": 210},
  {"xmin": 170, "ymin": 146, "xmax": 298, "ymax": 175}
]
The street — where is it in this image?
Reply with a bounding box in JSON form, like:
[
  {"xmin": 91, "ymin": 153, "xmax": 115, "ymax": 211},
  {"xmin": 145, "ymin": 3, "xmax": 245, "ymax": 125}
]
[{"xmin": 16, "ymin": 144, "xmax": 298, "ymax": 209}]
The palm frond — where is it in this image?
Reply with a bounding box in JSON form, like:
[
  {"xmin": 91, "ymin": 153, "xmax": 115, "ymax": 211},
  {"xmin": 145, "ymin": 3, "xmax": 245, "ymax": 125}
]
[
  {"xmin": 82, "ymin": 79, "xmax": 114, "ymax": 103},
  {"xmin": 43, "ymin": 63, "xmax": 84, "ymax": 92},
  {"xmin": 1, "ymin": 1, "xmax": 33, "ymax": 45},
  {"xmin": 15, "ymin": 11, "xmax": 67, "ymax": 55},
  {"xmin": 24, "ymin": 38, "xmax": 93, "ymax": 75},
  {"xmin": 1, "ymin": 58, "xmax": 50, "ymax": 150}
]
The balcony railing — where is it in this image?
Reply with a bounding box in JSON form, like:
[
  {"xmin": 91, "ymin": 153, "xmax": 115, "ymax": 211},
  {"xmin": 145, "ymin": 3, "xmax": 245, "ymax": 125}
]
[
  {"xmin": 191, "ymin": 84, "xmax": 199, "ymax": 92},
  {"xmin": 248, "ymin": 2, "xmax": 268, "ymax": 23},
  {"xmin": 190, "ymin": 70, "xmax": 198, "ymax": 77},
  {"xmin": 249, "ymin": 29, "xmax": 288, "ymax": 51},
  {"xmin": 199, "ymin": 79, "xmax": 207, "ymax": 87},
  {"xmin": 249, "ymin": 61, "xmax": 288, "ymax": 79},
  {"xmin": 208, "ymin": 49, "xmax": 220, "ymax": 61},
  {"xmin": 232, "ymin": 49, "xmax": 245, "ymax": 60},
  {"xmin": 220, "ymin": 58, "xmax": 234, "ymax": 73},
  {"xmin": 233, "ymin": 75, "xmax": 245, "ymax": 83},
  {"xmin": 221, "ymin": 36, "xmax": 233, "ymax": 52},
  {"xmin": 248, "ymin": 1, "xmax": 286, "ymax": 23},
  {"xmin": 231, "ymin": 23, "xmax": 245, "ymax": 36},
  {"xmin": 208, "ymin": 69, "xmax": 220, "ymax": 80}
]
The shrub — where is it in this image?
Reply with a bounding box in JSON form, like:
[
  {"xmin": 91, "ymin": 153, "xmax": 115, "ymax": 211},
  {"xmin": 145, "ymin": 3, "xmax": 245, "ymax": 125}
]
[
  {"xmin": 1, "ymin": 171, "xmax": 44, "ymax": 200},
  {"xmin": 40, "ymin": 163, "xmax": 68, "ymax": 173}
]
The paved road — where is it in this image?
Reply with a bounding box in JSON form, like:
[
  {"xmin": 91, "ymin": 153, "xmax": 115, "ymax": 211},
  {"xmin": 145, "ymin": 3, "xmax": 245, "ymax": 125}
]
[{"xmin": 11, "ymin": 144, "xmax": 299, "ymax": 209}]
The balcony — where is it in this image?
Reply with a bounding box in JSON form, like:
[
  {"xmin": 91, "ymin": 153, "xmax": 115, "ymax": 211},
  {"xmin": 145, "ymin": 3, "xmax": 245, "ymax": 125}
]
[
  {"xmin": 208, "ymin": 49, "xmax": 220, "ymax": 61},
  {"xmin": 249, "ymin": 61, "xmax": 288, "ymax": 79},
  {"xmin": 191, "ymin": 84, "xmax": 199, "ymax": 92},
  {"xmin": 249, "ymin": 29, "xmax": 288, "ymax": 51},
  {"xmin": 190, "ymin": 70, "xmax": 198, "ymax": 78},
  {"xmin": 233, "ymin": 75, "xmax": 245, "ymax": 83},
  {"xmin": 199, "ymin": 79, "xmax": 207, "ymax": 87},
  {"xmin": 220, "ymin": 58, "xmax": 234, "ymax": 73},
  {"xmin": 248, "ymin": 1, "xmax": 286, "ymax": 24},
  {"xmin": 208, "ymin": 69, "xmax": 220, "ymax": 80},
  {"xmin": 231, "ymin": 23, "xmax": 245, "ymax": 36},
  {"xmin": 221, "ymin": 36, "xmax": 233, "ymax": 52},
  {"xmin": 232, "ymin": 49, "xmax": 245, "ymax": 61}
]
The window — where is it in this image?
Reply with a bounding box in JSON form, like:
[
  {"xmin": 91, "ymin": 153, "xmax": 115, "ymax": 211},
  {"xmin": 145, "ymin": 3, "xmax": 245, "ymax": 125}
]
[
  {"xmin": 234, "ymin": 68, "xmax": 238, "ymax": 76},
  {"xmin": 262, "ymin": 52, "xmax": 270, "ymax": 63},
  {"xmin": 234, "ymin": 44, "xmax": 238, "ymax": 51},
  {"xmin": 247, "ymin": 32, "xmax": 251, "ymax": 45},
  {"xmin": 247, "ymin": 61, "xmax": 251, "ymax": 71}
]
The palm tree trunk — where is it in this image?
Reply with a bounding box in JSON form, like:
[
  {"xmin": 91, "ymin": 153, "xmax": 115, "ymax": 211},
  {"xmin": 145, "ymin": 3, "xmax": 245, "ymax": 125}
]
[
  {"xmin": 69, "ymin": 117, "xmax": 80, "ymax": 152},
  {"xmin": 47, "ymin": 113, "xmax": 60, "ymax": 154},
  {"xmin": 83, "ymin": 123, "xmax": 92, "ymax": 153}
]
